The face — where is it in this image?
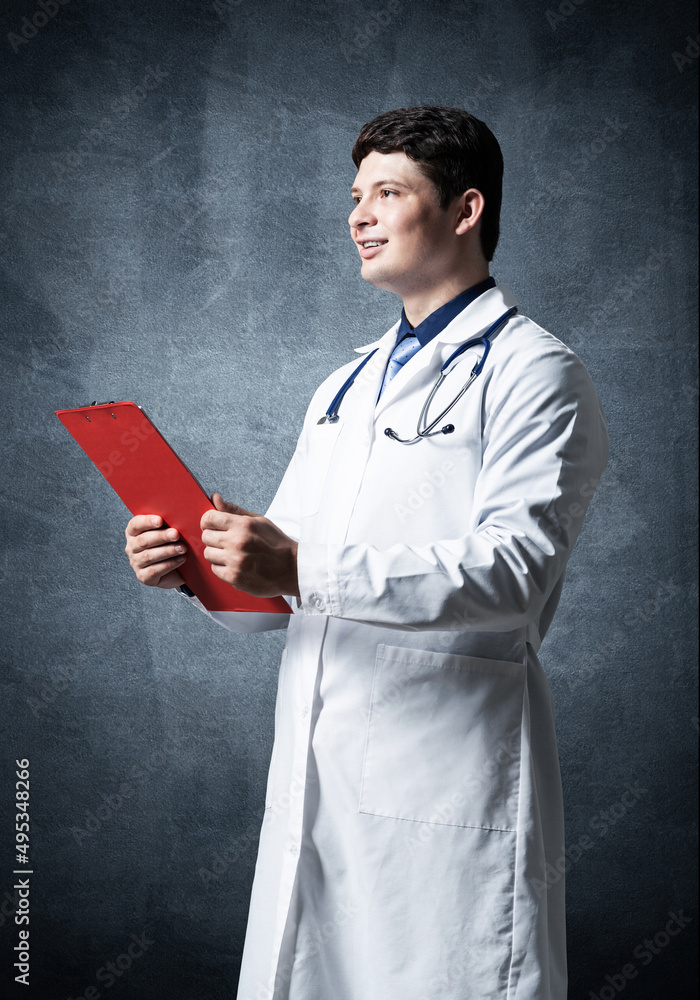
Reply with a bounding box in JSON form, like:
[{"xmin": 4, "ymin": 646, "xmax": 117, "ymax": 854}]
[{"xmin": 348, "ymin": 150, "xmax": 463, "ymax": 297}]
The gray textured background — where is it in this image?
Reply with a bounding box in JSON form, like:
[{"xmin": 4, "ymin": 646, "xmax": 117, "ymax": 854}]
[{"xmin": 1, "ymin": 0, "xmax": 697, "ymax": 997}]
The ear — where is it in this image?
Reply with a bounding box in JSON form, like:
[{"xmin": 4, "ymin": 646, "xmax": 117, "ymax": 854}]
[{"xmin": 454, "ymin": 188, "xmax": 485, "ymax": 236}]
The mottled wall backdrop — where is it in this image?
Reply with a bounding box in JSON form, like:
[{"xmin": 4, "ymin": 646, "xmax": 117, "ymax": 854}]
[{"xmin": 0, "ymin": 0, "xmax": 697, "ymax": 997}]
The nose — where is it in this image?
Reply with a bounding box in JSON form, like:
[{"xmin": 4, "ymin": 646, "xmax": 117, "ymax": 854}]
[{"xmin": 348, "ymin": 199, "xmax": 375, "ymax": 231}]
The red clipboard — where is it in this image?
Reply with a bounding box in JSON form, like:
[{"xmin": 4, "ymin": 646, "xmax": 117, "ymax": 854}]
[{"xmin": 55, "ymin": 401, "xmax": 292, "ymax": 614}]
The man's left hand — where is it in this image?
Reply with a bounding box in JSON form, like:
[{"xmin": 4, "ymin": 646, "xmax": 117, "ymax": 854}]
[{"xmin": 200, "ymin": 493, "xmax": 300, "ymax": 598}]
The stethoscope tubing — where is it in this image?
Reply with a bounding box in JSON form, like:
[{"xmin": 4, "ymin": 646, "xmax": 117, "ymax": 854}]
[
  {"xmin": 385, "ymin": 306, "xmax": 518, "ymax": 444},
  {"xmin": 319, "ymin": 347, "xmax": 379, "ymax": 424},
  {"xmin": 319, "ymin": 305, "xmax": 518, "ymax": 436}
]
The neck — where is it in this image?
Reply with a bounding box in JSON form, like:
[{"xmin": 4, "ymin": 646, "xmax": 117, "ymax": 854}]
[{"xmin": 401, "ymin": 264, "xmax": 490, "ymax": 328}]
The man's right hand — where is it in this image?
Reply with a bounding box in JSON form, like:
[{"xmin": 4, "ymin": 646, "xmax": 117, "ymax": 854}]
[{"xmin": 125, "ymin": 515, "xmax": 188, "ymax": 589}]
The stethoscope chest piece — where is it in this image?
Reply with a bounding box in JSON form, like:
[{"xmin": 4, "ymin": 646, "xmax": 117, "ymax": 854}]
[
  {"xmin": 384, "ymin": 422, "xmax": 454, "ymax": 441},
  {"xmin": 318, "ymin": 305, "xmax": 517, "ymax": 443},
  {"xmin": 383, "ymin": 306, "xmax": 517, "ymax": 445}
]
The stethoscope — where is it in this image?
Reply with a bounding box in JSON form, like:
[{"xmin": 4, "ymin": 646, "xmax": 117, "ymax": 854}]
[{"xmin": 318, "ymin": 306, "xmax": 518, "ymax": 444}]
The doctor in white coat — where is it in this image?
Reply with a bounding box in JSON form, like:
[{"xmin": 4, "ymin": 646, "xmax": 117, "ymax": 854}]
[{"xmin": 125, "ymin": 106, "xmax": 609, "ymax": 1000}]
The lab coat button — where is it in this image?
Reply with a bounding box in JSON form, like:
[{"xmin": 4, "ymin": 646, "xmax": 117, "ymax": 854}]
[{"xmin": 308, "ymin": 592, "xmax": 326, "ymax": 612}]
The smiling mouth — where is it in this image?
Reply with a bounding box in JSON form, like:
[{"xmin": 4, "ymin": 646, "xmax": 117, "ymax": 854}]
[{"xmin": 357, "ymin": 240, "xmax": 387, "ymax": 258}]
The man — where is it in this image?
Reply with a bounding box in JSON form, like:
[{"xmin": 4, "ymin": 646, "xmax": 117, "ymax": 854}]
[{"xmin": 125, "ymin": 106, "xmax": 609, "ymax": 999}]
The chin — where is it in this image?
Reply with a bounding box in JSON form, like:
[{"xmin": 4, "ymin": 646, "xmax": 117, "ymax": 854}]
[{"xmin": 360, "ymin": 263, "xmax": 396, "ymax": 290}]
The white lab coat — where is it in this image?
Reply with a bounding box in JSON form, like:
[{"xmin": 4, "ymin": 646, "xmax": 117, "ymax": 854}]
[{"xmin": 179, "ymin": 284, "xmax": 609, "ymax": 1000}]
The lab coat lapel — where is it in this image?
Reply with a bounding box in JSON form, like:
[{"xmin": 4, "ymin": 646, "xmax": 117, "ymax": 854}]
[
  {"xmin": 321, "ymin": 324, "xmax": 397, "ymax": 545},
  {"xmin": 343, "ymin": 321, "xmax": 398, "ymax": 435},
  {"xmin": 370, "ymin": 285, "xmax": 520, "ymax": 421}
]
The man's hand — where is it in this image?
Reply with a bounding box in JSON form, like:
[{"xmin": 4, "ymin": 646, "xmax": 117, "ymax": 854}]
[
  {"xmin": 125, "ymin": 515, "xmax": 188, "ymax": 589},
  {"xmin": 201, "ymin": 493, "xmax": 300, "ymax": 599}
]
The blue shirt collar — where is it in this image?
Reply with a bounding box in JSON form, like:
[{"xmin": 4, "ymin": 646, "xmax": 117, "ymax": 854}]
[{"xmin": 395, "ymin": 276, "xmax": 496, "ymax": 348}]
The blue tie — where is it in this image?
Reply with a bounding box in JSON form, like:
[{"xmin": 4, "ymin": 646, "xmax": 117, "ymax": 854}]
[{"xmin": 379, "ymin": 334, "xmax": 422, "ymax": 398}]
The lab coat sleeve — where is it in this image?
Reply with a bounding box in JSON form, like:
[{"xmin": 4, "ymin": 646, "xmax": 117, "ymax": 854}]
[
  {"xmin": 173, "ymin": 438, "xmax": 304, "ymax": 632},
  {"xmin": 297, "ymin": 344, "xmax": 610, "ymax": 632}
]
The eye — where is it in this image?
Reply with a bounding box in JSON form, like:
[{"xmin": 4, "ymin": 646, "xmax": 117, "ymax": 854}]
[{"xmin": 381, "ymin": 189, "xmax": 397, "ymax": 197}]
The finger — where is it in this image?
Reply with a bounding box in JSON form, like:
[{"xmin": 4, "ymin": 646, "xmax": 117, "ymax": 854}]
[
  {"xmin": 135, "ymin": 543, "xmax": 187, "ymax": 566},
  {"xmin": 211, "ymin": 493, "xmax": 257, "ymax": 517},
  {"xmin": 126, "ymin": 514, "xmax": 168, "ymax": 537},
  {"xmin": 200, "ymin": 508, "xmax": 234, "ymax": 532},
  {"xmin": 128, "ymin": 529, "xmax": 183, "ymax": 555},
  {"xmin": 138, "ymin": 555, "xmax": 187, "ymax": 585},
  {"xmin": 209, "ymin": 562, "xmax": 242, "ymax": 585},
  {"xmin": 203, "ymin": 545, "xmax": 227, "ymax": 565},
  {"xmin": 201, "ymin": 528, "xmax": 226, "ymax": 548}
]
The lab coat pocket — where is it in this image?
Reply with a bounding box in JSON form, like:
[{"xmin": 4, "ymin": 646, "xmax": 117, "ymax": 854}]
[
  {"xmin": 359, "ymin": 644, "xmax": 525, "ymax": 832},
  {"xmin": 264, "ymin": 649, "xmax": 289, "ymax": 812},
  {"xmin": 300, "ymin": 420, "xmax": 343, "ymax": 516}
]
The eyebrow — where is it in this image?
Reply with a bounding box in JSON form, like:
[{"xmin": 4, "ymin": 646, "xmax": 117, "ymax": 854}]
[{"xmin": 350, "ymin": 179, "xmax": 410, "ymax": 196}]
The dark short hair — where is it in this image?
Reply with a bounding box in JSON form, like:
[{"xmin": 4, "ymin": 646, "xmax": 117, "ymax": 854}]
[{"xmin": 351, "ymin": 106, "xmax": 503, "ymax": 262}]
